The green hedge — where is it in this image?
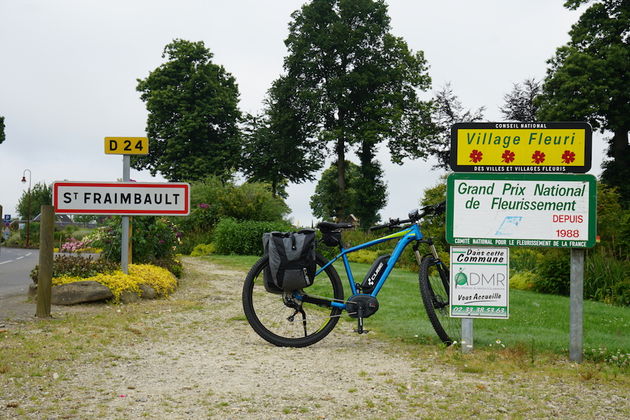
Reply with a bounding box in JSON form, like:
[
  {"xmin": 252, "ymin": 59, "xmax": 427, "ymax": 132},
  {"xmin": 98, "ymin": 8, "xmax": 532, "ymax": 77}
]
[
  {"xmin": 213, "ymin": 218, "xmax": 292, "ymax": 255},
  {"xmin": 515, "ymin": 247, "xmax": 630, "ymax": 306}
]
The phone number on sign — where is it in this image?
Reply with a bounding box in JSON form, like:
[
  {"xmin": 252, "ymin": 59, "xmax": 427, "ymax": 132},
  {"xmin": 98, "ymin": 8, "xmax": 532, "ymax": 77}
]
[{"xmin": 451, "ymin": 306, "xmax": 507, "ymax": 315}]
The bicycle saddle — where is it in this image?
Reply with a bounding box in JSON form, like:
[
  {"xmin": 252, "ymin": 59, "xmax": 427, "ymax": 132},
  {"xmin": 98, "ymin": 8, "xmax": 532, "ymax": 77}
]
[{"xmin": 316, "ymin": 221, "xmax": 354, "ymax": 232}]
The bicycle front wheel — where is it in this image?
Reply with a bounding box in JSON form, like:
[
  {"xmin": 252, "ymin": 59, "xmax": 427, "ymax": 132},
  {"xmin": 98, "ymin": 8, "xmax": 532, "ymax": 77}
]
[
  {"xmin": 242, "ymin": 253, "xmax": 344, "ymax": 347},
  {"xmin": 419, "ymin": 255, "xmax": 459, "ymax": 345}
]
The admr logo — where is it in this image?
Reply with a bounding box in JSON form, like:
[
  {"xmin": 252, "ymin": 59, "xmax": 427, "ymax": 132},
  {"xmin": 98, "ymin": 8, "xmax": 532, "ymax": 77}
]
[{"xmin": 455, "ymin": 269, "xmax": 468, "ymax": 287}]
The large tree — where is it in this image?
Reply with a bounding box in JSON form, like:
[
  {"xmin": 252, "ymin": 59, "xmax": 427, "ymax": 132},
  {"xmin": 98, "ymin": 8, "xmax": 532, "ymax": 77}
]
[
  {"xmin": 275, "ymin": 0, "xmax": 434, "ymax": 218},
  {"xmin": 240, "ymin": 76, "xmax": 324, "ymax": 198},
  {"xmin": 134, "ymin": 39, "xmax": 241, "ymax": 182},
  {"xmin": 427, "ymin": 83, "xmax": 485, "ymax": 170},
  {"xmin": 310, "ymin": 160, "xmax": 387, "ymax": 228},
  {"xmin": 500, "ymin": 78, "xmax": 541, "ymax": 122},
  {"xmin": 536, "ymin": 0, "xmax": 630, "ymax": 206}
]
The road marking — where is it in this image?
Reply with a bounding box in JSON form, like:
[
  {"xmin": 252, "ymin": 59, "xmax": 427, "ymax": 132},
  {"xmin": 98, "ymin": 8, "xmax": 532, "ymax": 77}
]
[
  {"xmin": 0, "ymin": 260, "xmax": 13, "ymax": 265},
  {"xmin": 16, "ymin": 256, "xmax": 24, "ymax": 260},
  {"xmin": 25, "ymin": 252, "xmax": 32, "ymax": 256}
]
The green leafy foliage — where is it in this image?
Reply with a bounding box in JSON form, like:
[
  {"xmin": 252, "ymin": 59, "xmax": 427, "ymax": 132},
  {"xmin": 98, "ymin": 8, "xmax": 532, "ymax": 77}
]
[
  {"xmin": 596, "ymin": 183, "xmax": 630, "ymax": 259},
  {"xmin": 134, "ymin": 39, "xmax": 241, "ymax": 182},
  {"xmin": 275, "ymin": 0, "xmax": 435, "ymax": 218},
  {"xmin": 428, "ymin": 84, "xmax": 485, "ymax": 170},
  {"xmin": 419, "ymin": 178, "xmax": 448, "ymax": 252},
  {"xmin": 176, "ymin": 176, "xmax": 290, "ymax": 253},
  {"xmin": 190, "ymin": 243, "xmax": 216, "ymax": 257},
  {"xmin": 96, "ymin": 216, "xmax": 180, "ymax": 265},
  {"xmin": 17, "ymin": 182, "xmax": 51, "ymax": 220},
  {"xmin": 537, "ymin": 0, "xmax": 630, "ymax": 206},
  {"xmin": 530, "ymin": 249, "xmax": 571, "ymax": 296},
  {"xmin": 30, "ymin": 255, "xmax": 118, "ymax": 284},
  {"xmin": 310, "ymin": 161, "xmax": 387, "ymax": 228},
  {"xmin": 585, "ymin": 252, "xmax": 630, "ymax": 306},
  {"xmin": 240, "ymin": 84, "xmax": 323, "ymax": 198},
  {"xmin": 212, "ymin": 218, "xmax": 292, "ymax": 255},
  {"xmin": 499, "ymin": 78, "xmax": 541, "ymax": 122}
]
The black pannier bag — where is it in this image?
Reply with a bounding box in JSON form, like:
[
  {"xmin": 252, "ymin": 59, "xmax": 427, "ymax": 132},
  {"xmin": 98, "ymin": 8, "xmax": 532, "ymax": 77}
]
[{"xmin": 262, "ymin": 230, "xmax": 316, "ymax": 293}]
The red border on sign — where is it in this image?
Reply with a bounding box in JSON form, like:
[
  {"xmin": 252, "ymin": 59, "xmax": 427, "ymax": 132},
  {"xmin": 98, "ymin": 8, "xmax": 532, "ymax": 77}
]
[{"xmin": 53, "ymin": 182, "xmax": 190, "ymax": 215}]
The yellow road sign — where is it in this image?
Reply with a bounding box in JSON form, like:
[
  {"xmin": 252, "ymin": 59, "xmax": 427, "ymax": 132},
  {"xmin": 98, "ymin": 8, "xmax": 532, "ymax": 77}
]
[
  {"xmin": 450, "ymin": 123, "xmax": 592, "ymax": 173},
  {"xmin": 104, "ymin": 137, "xmax": 149, "ymax": 155}
]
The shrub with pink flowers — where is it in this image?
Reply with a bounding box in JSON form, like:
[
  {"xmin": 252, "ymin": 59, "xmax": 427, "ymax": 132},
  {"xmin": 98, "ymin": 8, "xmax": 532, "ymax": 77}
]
[{"xmin": 60, "ymin": 237, "xmax": 94, "ymax": 253}]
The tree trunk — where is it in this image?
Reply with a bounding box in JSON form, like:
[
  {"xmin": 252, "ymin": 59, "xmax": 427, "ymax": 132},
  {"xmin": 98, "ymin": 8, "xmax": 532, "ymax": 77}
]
[
  {"xmin": 336, "ymin": 136, "xmax": 346, "ymax": 221},
  {"xmin": 610, "ymin": 128, "xmax": 629, "ymax": 161}
]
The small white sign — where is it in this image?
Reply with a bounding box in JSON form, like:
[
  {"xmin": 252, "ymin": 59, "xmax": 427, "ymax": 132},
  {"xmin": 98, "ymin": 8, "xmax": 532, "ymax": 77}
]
[
  {"xmin": 450, "ymin": 246, "xmax": 509, "ymax": 319},
  {"xmin": 53, "ymin": 181, "xmax": 190, "ymax": 216}
]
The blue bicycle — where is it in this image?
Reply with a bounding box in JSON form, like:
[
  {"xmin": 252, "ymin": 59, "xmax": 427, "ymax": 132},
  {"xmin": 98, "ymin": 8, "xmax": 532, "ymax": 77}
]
[{"xmin": 242, "ymin": 202, "xmax": 457, "ymax": 347}]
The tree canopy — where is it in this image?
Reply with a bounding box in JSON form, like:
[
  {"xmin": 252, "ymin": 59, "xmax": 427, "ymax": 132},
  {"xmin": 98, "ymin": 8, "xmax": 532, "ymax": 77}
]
[
  {"xmin": 134, "ymin": 39, "xmax": 241, "ymax": 182},
  {"xmin": 427, "ymin": 83, "xmax": 485, "ymax": 170},
  {"xmin": 500, "ymin": 78, "xmax": 541, "ymax": 122},
  {"xmin": 17, "ymin": 182, "xmax": 51, "ymax": 220},
  {"xmin": 240, "ymin": 77, "xmax": 324, "ymax": 198},
  {"xmin": 537, "ymin": 0, "xmax": 630, "ymax": 206},
  {"xmin": 274, "ymin": 0, "xmax": 434, "ymax": 218},
  {"xmin": 310, "ymin": 160, "xmax": 387, "ymax": 228}
]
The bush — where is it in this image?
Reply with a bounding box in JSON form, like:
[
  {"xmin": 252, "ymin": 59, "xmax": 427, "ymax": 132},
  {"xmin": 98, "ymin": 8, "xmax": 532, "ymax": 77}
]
[
  {"xmin": 510, "ymin": 248, "xmax": 544, "ymax": 272},
  {"xmin": 585, "ymin": 252, "xmax": 630, "ymax": 306},
  {"xmin": 213, "ymin": 218, "xmax": 292, "ymax": 255},
  {"xmin": 96, "ymin": 216, "xmax": 180, "ymax": 264},
  {"xmin": 531, "ymin": 249, "xmax": 570, "ymax": 296},
  {"xmin": 31, "ymin": 255, "xmax": 119, "ymax": 284},
  {"xmin": 149, "ymin": 257, "xmax": 184, "ymax": 279},
  {"xmin": 510, "ymin": 270, "xmax": 537, "ymax": 291},
  {"xmin": 53, "ymin": 263, "xmax": 177, "ymax": 302},
  {"xmin": 190, "ymin": 243, "xmax": 216, "ymax": 257},
  {"xmin": 177, "ymin": 231, "xmax": 214, "ymax": 255}
]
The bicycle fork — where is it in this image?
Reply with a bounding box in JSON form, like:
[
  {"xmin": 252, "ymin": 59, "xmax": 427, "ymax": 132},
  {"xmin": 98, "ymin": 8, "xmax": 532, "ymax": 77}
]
[{"xmin": 413, "ymin": 238, "xmax": 441, "ymax": 265}]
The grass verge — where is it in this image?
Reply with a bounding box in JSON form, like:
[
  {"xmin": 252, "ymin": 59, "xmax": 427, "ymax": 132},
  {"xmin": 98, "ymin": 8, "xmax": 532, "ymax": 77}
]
[{"xmin": 206, "ymin": 254, "xmax": 630, "ymax": 371}]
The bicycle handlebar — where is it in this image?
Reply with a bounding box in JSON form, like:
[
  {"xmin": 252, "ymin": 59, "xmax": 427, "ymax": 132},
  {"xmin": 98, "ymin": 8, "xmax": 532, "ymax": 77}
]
[{"xmin": 368, "ymin": 201, "xmax": 446, "ymax": 232}]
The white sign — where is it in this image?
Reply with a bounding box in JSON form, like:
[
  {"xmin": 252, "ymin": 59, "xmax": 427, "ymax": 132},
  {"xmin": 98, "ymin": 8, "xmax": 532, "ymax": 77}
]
[
  {"xmin": 446, "ymin": 173, "xmax": 597, "ymax": 248},
  {"xmin": 450, "ymin": 247, "xmax": 509, "ymax": 319},
  {"xmin": 53, "ymin": 182, "xmax": 190, "ymax": 216}
]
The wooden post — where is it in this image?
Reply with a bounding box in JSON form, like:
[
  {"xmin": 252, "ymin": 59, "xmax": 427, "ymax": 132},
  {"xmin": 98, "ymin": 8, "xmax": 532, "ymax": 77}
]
[{"xmin": 36, "ymin": 205, "xmax": 54, "ymax": 318}]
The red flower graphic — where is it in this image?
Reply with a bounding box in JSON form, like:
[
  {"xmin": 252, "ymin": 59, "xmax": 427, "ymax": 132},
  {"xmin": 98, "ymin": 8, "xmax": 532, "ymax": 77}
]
[
  {"xmin": 532, "ymin": 150, "xmax": 546, "ymax": 164},
  {"xmin": 561, "ymin": 150, "xmax": 576, "ymax": 164},
  {"xmin": 469, "ymin": 149, "xmax": 483, "ymax": 163},
  {"xmin": 501, "ymin": 150, "xmax": 515, "ymax": 163}
]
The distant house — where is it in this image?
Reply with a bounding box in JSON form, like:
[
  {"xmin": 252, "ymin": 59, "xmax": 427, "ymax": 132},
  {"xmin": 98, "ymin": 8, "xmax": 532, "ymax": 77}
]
[{"xmin": 32, "ymin": 213, "xmax": 75, "ymax": 228}]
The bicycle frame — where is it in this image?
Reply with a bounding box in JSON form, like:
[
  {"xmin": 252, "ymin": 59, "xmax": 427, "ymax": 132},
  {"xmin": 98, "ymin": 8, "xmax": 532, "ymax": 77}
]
[{"xmin": 314, "ymin": 223, "xmax": 434, "ymax": 310}]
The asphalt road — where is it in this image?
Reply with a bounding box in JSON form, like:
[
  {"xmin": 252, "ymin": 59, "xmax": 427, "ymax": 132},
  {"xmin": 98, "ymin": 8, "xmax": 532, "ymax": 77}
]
[{"xmin": 0, "ymin": 247, "xmax": 39, "ymax": 297}]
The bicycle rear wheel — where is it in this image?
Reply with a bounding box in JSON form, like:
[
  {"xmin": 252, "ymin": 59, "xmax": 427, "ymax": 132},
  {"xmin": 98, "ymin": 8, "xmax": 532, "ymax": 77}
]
[
  {"xmin": 242, "ymin": 253, "xmax": 344, "ymax": 347},
  {"xmin": 419, "ymin": 255, "xmax": 459, "ymax": 345}
]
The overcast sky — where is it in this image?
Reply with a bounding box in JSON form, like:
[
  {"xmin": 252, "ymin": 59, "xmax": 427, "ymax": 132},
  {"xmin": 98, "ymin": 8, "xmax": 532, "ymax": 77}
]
[{"xmin": 0, "ymin": 0, "xmax": 602, "ymax": 225}]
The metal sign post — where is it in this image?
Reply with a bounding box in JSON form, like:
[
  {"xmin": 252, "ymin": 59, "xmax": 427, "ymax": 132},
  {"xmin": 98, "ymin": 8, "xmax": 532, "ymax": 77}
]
[
  {"xmin": 121, "ymin": 155, "xmax": 130, "ymax": 274},
  {"xmin": 446, "ymin": 123, "xmax": 597, "ymax": 361},
  {"xmin": 570, "ymin": 249, "xmax": 585, "ymax": 362}
]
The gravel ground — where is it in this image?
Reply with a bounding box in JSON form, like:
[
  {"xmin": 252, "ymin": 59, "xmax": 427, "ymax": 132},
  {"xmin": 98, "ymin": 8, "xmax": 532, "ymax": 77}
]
[{"xmin": 1, "ymin": 257, "xmax": 629, "ymax": 419}]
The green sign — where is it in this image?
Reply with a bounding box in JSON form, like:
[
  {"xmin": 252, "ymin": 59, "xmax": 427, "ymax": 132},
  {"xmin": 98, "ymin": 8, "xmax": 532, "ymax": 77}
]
[{"xmin": 446, "ymin": 173, "xmax": 597, "ymax": 248}]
